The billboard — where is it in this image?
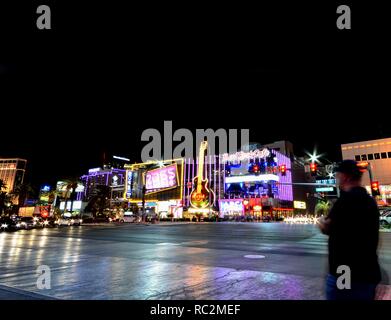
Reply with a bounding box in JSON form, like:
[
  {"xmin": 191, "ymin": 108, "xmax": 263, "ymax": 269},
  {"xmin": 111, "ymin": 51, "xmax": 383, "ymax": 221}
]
[
  {"xmin": 219, "ymin": 199, "xmax": 244, "ymax": 216},
  {"xmin": 18, "ymin": 206, "xmax": 35, "ymax": 217},
  {"xmin": 125, "ymin": 170, "xmax": 134, "ymax": 199},
  {"xmin": 145, "ymin": 164, "xmax": 178, "ymax": 192}
]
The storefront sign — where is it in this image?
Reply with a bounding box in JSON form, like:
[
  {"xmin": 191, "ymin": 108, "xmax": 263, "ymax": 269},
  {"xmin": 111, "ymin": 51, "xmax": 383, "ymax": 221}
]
[
  {"xmin": 293, "ymin": 201, "xmax": 306, "ymax": 209},
  {"xmin": 112, "ymin": 175, "xmax": 119, "ymax": 186},
  {"xmin": 172, "ymin": 207, "xmax": 183, "ymax": 218},
  {"xmin": 145, "ymin": 164, "xmax": 178, "ymax": 191},
  {"xmin": 315, "ymin": 187, "xmax": 334, "ymax": 192},
  {"xmin": 219, "ymin": 199, "xmax": 244, "ymax": 216}
]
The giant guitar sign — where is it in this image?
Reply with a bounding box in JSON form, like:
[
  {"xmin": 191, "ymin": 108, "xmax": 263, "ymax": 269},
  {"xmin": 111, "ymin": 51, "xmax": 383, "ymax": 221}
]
[{"xmin": 190, "ymin": 141, "xmax": 215, "ymax": 209}]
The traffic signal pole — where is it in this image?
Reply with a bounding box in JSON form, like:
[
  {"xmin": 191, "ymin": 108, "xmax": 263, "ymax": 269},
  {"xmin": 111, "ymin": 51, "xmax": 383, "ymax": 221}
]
[{"xmin": 367, "ymin": 162, "xmax": 374, "ymax": 185}]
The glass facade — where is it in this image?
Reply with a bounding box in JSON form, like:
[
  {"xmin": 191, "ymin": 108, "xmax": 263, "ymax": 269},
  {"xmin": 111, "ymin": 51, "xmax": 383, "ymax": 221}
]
[{"xmin": 0, "ymin": 158, "xmax": 27, "ymax": 193}]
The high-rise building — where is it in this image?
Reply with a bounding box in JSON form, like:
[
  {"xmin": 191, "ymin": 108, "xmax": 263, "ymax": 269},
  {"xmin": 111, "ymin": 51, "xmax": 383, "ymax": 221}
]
[{"xmin": 0, "ymin": 158, "xmax": 27, "ymax": 193}]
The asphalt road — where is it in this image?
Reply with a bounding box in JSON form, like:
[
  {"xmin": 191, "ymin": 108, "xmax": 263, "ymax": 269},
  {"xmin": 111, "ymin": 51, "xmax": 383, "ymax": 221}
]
[{"xmin": 0, "ymin": 222, "xmax": 390, "ymax": 300}]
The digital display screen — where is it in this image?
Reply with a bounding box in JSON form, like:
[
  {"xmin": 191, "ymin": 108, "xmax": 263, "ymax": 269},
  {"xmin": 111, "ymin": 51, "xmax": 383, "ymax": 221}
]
[
  {"xmin": 145, "ymin": 164, "xmax": 178, "ymax": 191},
  {"xmin": 219, "ymin": 199, "xmax": 244, "ymax": 215}
]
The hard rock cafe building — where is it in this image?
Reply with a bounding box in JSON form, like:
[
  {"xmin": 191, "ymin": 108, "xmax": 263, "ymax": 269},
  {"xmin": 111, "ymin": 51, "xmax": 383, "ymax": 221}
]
[
  {"xmin": 123, "ymin": 146, "xmax": 294, "ymax": 220},
  {"xmin": 182, "ymin": 147, "xmax": 293, "ymax": 219}
]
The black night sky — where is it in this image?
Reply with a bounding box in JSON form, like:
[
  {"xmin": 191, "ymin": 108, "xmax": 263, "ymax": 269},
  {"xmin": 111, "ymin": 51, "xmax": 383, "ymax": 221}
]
[{"xmin": 1, "ymin": 2, "xmax": 390, "ymax": 191}]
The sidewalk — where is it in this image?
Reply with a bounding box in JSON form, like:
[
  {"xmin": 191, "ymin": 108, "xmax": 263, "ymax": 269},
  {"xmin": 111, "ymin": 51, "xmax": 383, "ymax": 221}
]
[{"xmin": 0, "ymin": 284, "xmax": 56, "ymax": 300}]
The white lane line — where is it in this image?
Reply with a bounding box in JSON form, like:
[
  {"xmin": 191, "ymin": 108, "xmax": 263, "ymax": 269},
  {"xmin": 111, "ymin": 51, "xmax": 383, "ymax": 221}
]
[{"xmin": 244, "ymin": 255, "xmax": 266, "ymax": 259}]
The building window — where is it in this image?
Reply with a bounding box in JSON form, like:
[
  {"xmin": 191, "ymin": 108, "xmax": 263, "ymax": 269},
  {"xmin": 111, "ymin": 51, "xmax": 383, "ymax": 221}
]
[
  {"xmin": 361, "ymin": 154, "xmax": 367, "ymax": 161},
  {"xmin": 388, "ymin": 152, "xmax": 391, "ymax": 158},
  {"xmin": 374, "ymin": 153, "xmax": 380, "ymax": 160},
  {"xmin": 368, "ymin": 154, "xmax": 374, "ymax": 160},
  {"xmin": 355, "ymin": 155, "xmax": 361, "ymax": 161},
  {"xmin": 381, "ymin": 152, "xmax": 387, "ymax": 159}
]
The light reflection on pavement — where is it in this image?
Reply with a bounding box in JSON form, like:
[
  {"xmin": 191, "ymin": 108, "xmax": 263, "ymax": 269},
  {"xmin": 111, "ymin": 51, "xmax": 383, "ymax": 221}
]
[{"xmin": 0, "ymin": 223, "xmax": 390, "ymax": 300}]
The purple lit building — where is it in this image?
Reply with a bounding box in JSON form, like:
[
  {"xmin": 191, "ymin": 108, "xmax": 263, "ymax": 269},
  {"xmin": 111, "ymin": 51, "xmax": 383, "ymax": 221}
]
[{"xmin": 80, "ymin": 167, "xmax": 126, "ymax": 203}]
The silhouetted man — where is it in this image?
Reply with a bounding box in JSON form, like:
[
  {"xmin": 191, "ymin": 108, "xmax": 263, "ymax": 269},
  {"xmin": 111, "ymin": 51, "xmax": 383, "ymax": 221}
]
[{"xmin": 318, "ymin": 160, "xmax": 381, "ymax": 300}]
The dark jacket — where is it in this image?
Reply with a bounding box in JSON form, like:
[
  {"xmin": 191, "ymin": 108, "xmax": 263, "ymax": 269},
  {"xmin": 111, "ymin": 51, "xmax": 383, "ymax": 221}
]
[{"xmin": 326, "ymin": 186, "xmax": 381, "ymax": 284}]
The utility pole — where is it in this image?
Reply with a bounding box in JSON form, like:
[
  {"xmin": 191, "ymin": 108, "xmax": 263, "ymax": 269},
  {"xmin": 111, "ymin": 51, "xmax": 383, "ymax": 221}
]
[{"xmin": 141, "ymin": 185, "xmax": 146, "ymax": 222}]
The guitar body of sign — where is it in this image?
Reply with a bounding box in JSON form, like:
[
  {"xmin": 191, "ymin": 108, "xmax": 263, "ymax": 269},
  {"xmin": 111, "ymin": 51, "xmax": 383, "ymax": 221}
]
[{"xmin": 190, "ymin": 176, "xmax": 214, "ymax": 208}]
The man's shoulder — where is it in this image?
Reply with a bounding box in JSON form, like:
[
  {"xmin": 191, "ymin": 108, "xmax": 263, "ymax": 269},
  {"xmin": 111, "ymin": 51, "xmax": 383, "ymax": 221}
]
[
  {"xmin": 346, "ymin": 187, "xmax": 379, "ymax": 211},
  {"xmin": 345, "ymin": 187, "xmax": 371, "ymax": 200}
]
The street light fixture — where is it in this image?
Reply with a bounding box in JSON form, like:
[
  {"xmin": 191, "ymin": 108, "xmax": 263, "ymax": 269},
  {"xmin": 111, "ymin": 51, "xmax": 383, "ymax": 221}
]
[{"xmin": 305, "ymin": 148, "xmax": 325, "ymax": 164}]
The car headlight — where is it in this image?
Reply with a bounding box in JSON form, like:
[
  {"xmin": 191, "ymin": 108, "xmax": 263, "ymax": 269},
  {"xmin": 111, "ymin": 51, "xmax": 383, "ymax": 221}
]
[
  {"xmin": 16, "ymin": 223, "xmax": 21, "ymax": 228},
  {"xmin": 70, "ymin": 219, "xmax": 74, "ymax": 223},
  {"xmin": 44, "ymin": 221, "xmax": 49, "ymax": 225},
  {"xmin": 80, "ymin": 219, "xmax": 83, "ymax": 223},
  {"xmin": 1, "ymin": 224, "xmax": 8, "ymax": 228}
]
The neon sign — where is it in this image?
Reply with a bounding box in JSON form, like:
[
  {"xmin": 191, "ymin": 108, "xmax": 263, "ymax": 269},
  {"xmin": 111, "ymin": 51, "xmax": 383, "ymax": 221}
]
[
  {"xmin": 221, "ymin": 149, "xmax": 271, "ymax": 163},
  {"xmin": 145, "ymin": 164, "xmax": 178, "ymax": 191},
  {"xmin": 125, "ymin": 171, "xmax": 134, "ymax": 199}
]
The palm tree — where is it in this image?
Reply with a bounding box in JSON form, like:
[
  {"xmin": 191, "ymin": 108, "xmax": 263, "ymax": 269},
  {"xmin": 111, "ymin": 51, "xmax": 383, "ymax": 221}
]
[
  {"xmin": 59, "ymin": 179, "xmax": 81, "ymax": 214},
  {"xmin": 0, "ymin": 179, "xmax": 8, "ymax": 216},
  {"xmin": 12, "ymin": 183, "xmax": 35, "ymax": 207},
  {"xmin": 0, "ymin": 179, "xmax": 7, "ymax": 191},
  {"xmin": 84, "ymin": 185, "xmax": 110, "ymax": 218},
  {"xmin": 315, "ymin": 200, "xmax": 331, "ymax": 217}
]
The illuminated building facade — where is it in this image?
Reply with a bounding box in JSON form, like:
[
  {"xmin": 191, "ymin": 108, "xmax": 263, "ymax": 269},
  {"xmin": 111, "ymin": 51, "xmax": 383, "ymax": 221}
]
[
  {"xmin": 120, "ymin": 143, "xmax": 301, "ymax": 219},
  {"xmin": 183, "ymin": 147, "xmax": 294, "ymax": 218},
  {"xmin": 124, "ymin": 159, "xmax": 185, "ymax": 218},
  {"xmin": 342, "ymin": 137, "xmax": 391, "ymax": 206},
  {"xmin": 80, "ymin": 167, "xmax": 126, "ymax": 203},
  {"xmin": 0, "ymin": 158, "xmax": 27, "ymax": 193},
  {"xmin": 54, "ymin": 180, "xmax": 86, "ymax": 214}
]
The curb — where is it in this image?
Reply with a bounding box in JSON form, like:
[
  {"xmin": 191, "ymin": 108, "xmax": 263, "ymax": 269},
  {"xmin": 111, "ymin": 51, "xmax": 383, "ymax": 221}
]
[{"xmin": 0, "ymin": 284, "xmax": 57, "ymax": 300}]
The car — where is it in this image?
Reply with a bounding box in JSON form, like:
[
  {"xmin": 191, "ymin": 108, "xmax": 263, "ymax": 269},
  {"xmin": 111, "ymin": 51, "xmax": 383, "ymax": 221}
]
[
  {"xmin": 0, "ymin": 217, "xmax": 20, "ymax": 231},
  {"xmin": 94, "ymin": 215, "xmax": 110, "ymax": 223},
  {"xmin": 18, "ymin": 216, "xmax": 36, "ymax": 230},
  {"xmin": 33, "ymin": 216, "xmax": 45, "ymax": 228},
  {"xmin": 380, "ymin": 211, "xmax": 391, "ymax": 227},
  {"xmin": 120, "ymin": 213, "xmax": 141, "ymax": 223},
  {"xmin": 55, "ymin": 215, "xmax": 82, "ymax": 226},
  {"xmin": 71, "ymin": 215, "xmax": 82, "ymax": 226},
  {"xmin": 42, "ymin": 217, "xmax": 57, "ymax": 227}
]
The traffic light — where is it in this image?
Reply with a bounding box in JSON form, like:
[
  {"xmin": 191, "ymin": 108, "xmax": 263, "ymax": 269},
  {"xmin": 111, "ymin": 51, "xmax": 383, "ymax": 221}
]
[
  {"xmin": 357, "ymin": 161, "xmax": 369, "ymax": 173},
  {"xmin": 280, "ymin": 164, "xmax": 286, "ymax": 176},
  {"xmin": 310, "ymin": 163, "xmax": 317, "ymax": 176},
  {"xmin": 371, "ymin": 181, "xmax": 381, "ymax": 196}
]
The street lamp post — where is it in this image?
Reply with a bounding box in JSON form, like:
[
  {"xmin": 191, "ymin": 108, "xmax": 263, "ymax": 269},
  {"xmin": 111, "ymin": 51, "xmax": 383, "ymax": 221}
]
[{"xmin": 141, "ymin": 185, "xmax": 146, "ymax": 222}]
